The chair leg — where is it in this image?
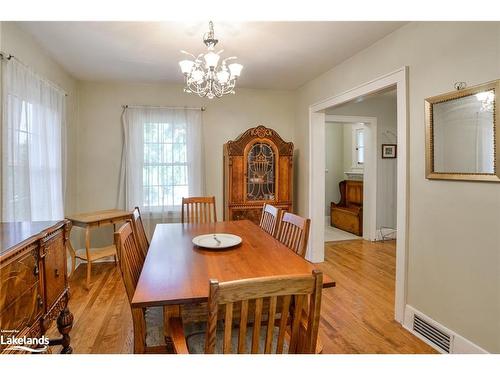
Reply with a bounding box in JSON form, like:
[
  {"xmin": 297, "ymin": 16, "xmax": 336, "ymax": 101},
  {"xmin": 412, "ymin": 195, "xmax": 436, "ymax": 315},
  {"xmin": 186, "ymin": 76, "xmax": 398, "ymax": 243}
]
[
  {"xmin": 85, "ymin": 227, "xmax": 91, "ymax": 290},
  {"xmin": 70, "ymin": 254, "xmax": 76, "ymax": 278},
  {"xmin": 163, "ymin": 305, "xmax": 181, "ymax": 339},
  {"xmin": 113, "ymin": 224, "xmax": 118, "ymax": 266},
  {"xmin": 66, "ymin": 239, "xmax": 77, "ymax": 278},
  {"xmin": 86, "ymin": 261, "xmax": 92, "ymax": 290}
]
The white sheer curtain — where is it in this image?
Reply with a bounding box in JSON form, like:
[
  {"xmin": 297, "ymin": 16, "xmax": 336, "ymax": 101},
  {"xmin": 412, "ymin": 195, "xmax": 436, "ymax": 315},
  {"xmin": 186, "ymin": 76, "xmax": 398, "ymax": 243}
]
[
  {"xmin": 1, "ymin": 59, "xmax": 66, "ymax": 222},
  {"xmin": 118, "ymin": 106, "xmax": 204, "ymax": 236}
]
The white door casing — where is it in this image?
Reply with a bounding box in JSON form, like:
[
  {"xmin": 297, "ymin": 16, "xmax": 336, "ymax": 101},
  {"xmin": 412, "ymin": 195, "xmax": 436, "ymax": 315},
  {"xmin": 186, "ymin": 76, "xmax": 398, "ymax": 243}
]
[{"xmin": 307, "ymin": 67, "xmax": 408, "ymax": 323}]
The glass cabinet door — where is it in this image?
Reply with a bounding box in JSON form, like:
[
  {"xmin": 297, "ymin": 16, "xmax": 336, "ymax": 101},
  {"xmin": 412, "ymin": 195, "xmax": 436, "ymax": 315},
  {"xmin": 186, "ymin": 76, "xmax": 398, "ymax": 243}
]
[{"xmin": 246, "ymin": 142, "xmax": 275, "ymax": 201}]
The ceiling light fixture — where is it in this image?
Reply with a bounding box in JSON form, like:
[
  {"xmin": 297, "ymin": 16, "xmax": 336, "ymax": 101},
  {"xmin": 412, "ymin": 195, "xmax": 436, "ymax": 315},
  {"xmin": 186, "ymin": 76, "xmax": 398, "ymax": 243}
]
[{"xmin": 179, "ymin": 21, "xmax": 243, "ymax": 99}]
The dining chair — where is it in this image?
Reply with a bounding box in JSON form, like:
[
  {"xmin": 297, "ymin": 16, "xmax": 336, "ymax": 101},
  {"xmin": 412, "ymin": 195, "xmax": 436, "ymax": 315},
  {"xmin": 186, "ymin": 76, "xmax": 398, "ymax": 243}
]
[
  {"xmin": 181, "ymin": 196, "xmax": 217, "ymax": 224},
  {"xmin": 114, "ymin": 221, "xmax": 166, "ymax": 354},
  {"xmin": 276, "ymin": 212, "xmax": 311, "ymax": 258},
  {"xmin": 259, "ymin": 203, "xmax": 282, "ymax": 237},
  {"xmin": 169, "ymin": 270, "xmax": 323, "ymax": 354},
  {"xmin": 131, "ymin": 206, "xmax": 149, "ymax": 258}
]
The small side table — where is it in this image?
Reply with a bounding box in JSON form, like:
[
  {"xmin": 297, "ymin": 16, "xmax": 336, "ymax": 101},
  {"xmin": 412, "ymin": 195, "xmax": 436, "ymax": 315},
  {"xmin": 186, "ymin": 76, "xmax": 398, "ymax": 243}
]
[{"xmin": 66, "ymin": 209, "xmax": 132, "ymax": 290}]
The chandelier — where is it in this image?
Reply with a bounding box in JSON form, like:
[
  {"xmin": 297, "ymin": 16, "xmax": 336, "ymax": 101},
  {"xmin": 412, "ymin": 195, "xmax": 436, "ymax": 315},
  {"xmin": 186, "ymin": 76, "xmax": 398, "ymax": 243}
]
[{"xmin": 179, "ymin": 21, "xmax": 243, "ymax": 99}]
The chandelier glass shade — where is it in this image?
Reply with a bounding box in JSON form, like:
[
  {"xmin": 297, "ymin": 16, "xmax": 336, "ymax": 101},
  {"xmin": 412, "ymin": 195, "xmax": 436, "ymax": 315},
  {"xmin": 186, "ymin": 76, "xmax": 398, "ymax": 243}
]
[{"xmin": 179, "ymin": 21, "xmax": 243, "ymax": 99}]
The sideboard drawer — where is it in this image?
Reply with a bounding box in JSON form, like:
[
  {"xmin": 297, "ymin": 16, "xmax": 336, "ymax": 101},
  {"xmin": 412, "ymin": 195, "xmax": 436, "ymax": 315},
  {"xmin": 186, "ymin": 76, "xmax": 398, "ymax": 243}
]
[
  {"xmin": 0, "ymin": 283, "xmax": 43, "ymax": 333},
  {"xmin": 43, "ymin": 231, "xmax": 67, "ymax": 308},
  {"xmin": 0, "ymin": 248, "xmax": 39, "ymax": 312}
]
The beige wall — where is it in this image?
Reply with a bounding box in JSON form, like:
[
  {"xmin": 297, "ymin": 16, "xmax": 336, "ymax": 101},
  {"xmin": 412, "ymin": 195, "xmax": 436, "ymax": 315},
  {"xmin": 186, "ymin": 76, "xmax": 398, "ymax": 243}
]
[
  {"xmin": 324, "ymin": 123, "xmax": 344, "ymax": 214},
  {"xmin": 341, "ymin": 124, "xmax": 355, "ymax": 173},
  {"xmin": 0, "ymin": 22, "xmax": 79, "ymax": 215},
  {"xmin": 295, "ymin": 22, "xmax": 500, "ymax": 352},
  {"xmin": 76, "ymin": 81, "xmax": 295, "ymax": 221}
]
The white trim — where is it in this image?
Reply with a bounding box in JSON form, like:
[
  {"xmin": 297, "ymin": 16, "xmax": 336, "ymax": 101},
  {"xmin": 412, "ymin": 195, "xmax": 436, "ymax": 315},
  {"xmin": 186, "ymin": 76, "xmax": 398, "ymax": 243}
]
[
  {"xmin": 307, "ymin": 111, "xmax": 326, "ymax": 262},
  {"xmin": 403, "ymin": 305, "xmax": 489, "ymax": 354},
  {"xmin": 325, "ymin": 115, "xmax": 377, "ymax": 241},
  {"xmin": 308, "ymin": 66, "xmax": 408, "ymax": 323}
]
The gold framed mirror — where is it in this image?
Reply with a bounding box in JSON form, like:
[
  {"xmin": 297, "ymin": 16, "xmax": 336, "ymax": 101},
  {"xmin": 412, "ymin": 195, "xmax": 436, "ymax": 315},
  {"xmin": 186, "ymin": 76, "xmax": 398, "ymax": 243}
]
[{"xmin": 425, "ymin": 79, "xmax": 499, "ymax": 182}]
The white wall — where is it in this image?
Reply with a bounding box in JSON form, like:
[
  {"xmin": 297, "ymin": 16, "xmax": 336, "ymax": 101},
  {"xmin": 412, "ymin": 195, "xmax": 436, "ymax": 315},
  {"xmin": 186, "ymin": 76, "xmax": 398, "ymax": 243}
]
[
  {"xmin": 327, "ymin": 94, "xmax": 398, "ymax": 230},
  {"xmin": 342, "ymin": 123, "xmax": 355, "ymax": 173},
  {"xmin": 0, "ymin": 22, "xmax": 79, "ymax": 216},
  {"xmin": 295, "ymin": 22, "xmax": 500, "ymax": 353},
  {"xmin": 76, "ymin": 81, "xmax": 295, "ymax": 243},
  {"xmin": 324, "ymin": 123, "xmax": 344, "ymax": 214}
]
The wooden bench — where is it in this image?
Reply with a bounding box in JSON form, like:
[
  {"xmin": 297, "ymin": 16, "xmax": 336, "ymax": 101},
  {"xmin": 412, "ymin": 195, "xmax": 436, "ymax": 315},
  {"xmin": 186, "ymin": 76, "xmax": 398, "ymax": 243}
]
[{"xmin": 330, "ymin": 180, "xmax": 363, "ymax": 236}]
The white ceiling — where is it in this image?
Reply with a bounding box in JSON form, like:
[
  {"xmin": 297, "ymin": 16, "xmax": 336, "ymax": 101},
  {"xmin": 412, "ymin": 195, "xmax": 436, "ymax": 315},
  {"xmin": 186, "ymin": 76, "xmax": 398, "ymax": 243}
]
[{"xmin": 17, "ymin": 21, "xmax": 406, "ymax": 90}]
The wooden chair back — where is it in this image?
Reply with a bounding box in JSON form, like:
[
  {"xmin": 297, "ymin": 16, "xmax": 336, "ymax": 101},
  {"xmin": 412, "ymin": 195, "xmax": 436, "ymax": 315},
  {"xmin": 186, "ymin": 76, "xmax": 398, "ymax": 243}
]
[
  {"xmin": 204, "ymin": 270, "xmax": 323, "ymax": 354},
  {"xmin": 259, "ymin": 204, "xmax": 282, "ymax": 237},
  {"xmin": 114, "ymin": 221, "xmax": 147, "ymax": 353},
  {"xmin": 114, "ymin": 221, "xmax": 144, "ymax": 303},
  {"xmin": 276, "ymin": 212, "xmax": 311, "ymax": 258},
  {"xmin": 132, "ymin": 206, "xmax": 149, "ymax": 258},
  {"xmin": 181, "ymin": 196, "xmax": 217, "ymax": 224}
]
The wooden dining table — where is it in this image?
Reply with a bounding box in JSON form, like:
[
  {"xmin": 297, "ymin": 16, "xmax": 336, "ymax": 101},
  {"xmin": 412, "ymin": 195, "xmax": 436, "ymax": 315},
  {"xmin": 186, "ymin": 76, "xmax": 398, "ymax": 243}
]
[{"xmin": 132, "ymin": 219, "xmax": 335, "ymax": 310}]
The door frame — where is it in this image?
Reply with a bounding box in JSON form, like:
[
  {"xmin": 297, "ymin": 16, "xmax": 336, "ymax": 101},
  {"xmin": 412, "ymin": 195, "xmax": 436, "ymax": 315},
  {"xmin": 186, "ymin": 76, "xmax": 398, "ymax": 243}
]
[
  {"xmin": 325, "ymin": 115, "xmax": 377, "ymax": 241},
  {"xmin": 307, "ymin": 66, "xmax": 408, "ymax": 323}
]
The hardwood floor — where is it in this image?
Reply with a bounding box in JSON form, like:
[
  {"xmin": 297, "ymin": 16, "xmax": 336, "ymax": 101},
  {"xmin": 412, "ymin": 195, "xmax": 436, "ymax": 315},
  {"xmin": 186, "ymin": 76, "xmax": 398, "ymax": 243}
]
[
  {"xmin": 318, "ymin": 240, "xmax": 435, "ymax": 353},
  {"xmin": 47, "ymin": 262, "xmax": 134, "ymax": 354},
  {"xmin": 48, "ymin": 240, "xmax": 435, "ymax": 354}
]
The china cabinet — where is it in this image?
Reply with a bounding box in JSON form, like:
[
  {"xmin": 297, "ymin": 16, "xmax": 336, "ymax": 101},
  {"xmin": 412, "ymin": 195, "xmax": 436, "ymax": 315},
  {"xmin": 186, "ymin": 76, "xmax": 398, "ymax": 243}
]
[{"xmin": 223, "ymin": 125, "xmax": 294, "ymax": 223}]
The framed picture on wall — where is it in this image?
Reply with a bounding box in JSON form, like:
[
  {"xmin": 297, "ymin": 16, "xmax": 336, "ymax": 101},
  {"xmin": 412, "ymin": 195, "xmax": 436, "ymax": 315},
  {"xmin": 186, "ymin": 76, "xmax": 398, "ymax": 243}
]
[{"xmin": 382, "ymin": 144, "xmax": 397, "ymax": 158}]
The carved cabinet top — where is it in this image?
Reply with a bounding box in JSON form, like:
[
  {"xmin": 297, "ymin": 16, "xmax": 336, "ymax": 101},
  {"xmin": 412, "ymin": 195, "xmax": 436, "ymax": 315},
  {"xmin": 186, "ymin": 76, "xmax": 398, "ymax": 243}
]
[{"xmin": 225, "ymin": 125, "xmax": 294, "ymax": 156}]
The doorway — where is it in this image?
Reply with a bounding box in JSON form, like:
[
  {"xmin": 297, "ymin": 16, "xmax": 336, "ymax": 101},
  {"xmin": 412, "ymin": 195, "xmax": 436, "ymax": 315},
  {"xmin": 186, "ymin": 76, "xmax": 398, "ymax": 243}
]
[
  {"xmin": 324, "ymin": 116, "xmax": 377, "ymax": 242},
  {"xmin": 307, "ymin": 67, "xmax": 408, "ymax": 323}
]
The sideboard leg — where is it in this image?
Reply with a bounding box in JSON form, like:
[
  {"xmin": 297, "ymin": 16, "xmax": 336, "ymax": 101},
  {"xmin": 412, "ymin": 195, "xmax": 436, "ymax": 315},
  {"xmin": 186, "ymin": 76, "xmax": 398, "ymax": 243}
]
[{"xmin": 57, "ymin": 306, "xmax": 74, "ymax": 354}]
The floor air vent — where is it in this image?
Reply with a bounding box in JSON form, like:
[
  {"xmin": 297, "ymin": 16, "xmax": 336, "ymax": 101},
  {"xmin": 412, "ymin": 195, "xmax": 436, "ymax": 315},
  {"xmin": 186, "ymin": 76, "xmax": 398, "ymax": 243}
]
[{"xmin": 413, "ymin": 314, "xmax": 451, "ymax": 353}]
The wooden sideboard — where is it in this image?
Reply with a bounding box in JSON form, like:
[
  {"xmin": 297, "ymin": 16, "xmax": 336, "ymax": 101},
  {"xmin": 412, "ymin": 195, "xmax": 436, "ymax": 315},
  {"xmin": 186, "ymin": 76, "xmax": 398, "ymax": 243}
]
[
  {"xmin": 223, "ymin": 125, "xmax": 294, "ymax": 224},
  {"xmin": 0, "ymin": 220, "xmax": 73, "ymax": 354}
]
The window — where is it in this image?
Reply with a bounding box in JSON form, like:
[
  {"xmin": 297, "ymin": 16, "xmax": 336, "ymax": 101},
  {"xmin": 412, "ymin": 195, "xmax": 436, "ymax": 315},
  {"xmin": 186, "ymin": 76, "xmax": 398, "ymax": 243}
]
[
  {"xmin": 6, "ymin": 100, "xmax": 34, "ymax": 217},
  {"xmin": 355, "ymin": 127, "xmax": 365, "ymax": 165},
  {"xmin": 2, "ymin": 59, "xmax": 65, "ymax": 222},
  {"xmin": 351, "ymin": 124, "xmax": 365, "ymax": 168},
  {"xmin": 143, "ymin": 122, "xmax": 189, "ymax": 209},
  {"xmin": 119, "ymin": 106, "xmax": 203, "ymax": 226}
]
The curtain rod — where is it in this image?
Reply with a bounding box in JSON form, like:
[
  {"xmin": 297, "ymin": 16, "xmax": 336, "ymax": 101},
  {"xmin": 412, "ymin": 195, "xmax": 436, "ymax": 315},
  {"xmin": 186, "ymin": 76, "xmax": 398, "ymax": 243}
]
[
  {"xmin": 122, "ymin": 104, "xmax": 206, "ymax": 111},
  {"xmin": 0, "ymin": 50, "xmax": 68, "ymax": 97}
]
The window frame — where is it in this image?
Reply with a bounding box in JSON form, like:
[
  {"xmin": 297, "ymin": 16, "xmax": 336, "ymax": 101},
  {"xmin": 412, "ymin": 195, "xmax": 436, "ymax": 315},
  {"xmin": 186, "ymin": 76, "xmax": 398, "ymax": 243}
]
[{"xmin": 142, "ymin": 121, "xmax": 189, "ymax": 211}]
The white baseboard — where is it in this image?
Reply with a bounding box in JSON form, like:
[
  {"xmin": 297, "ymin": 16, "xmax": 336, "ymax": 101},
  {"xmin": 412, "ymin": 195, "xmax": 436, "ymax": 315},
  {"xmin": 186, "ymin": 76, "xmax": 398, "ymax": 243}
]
[{"xmin": 403, "ymin": 305, "xmax": 489, "ymax": 354}]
